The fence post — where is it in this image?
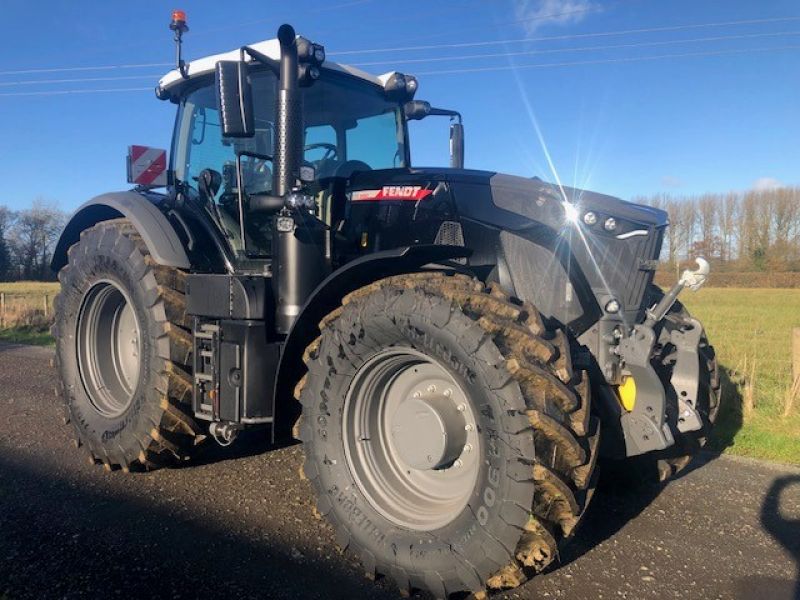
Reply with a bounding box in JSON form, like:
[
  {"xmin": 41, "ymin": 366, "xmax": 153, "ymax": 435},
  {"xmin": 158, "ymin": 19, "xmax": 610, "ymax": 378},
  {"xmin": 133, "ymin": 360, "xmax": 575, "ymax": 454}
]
[
  {"xmin": 0, "ymin": 292, "xmax": 4, "ymax": 328},
  {"xmin": 793, "ymin": 328, "xmax": 800, "ymax": 386},
  {"xmin": 43, "ymin": 294, "xmax": 49, "ymax": 317}
]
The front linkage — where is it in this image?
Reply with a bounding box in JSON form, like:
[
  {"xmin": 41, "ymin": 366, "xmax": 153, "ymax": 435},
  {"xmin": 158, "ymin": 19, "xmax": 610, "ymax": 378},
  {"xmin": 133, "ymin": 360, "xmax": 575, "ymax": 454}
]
[{"xmin": 614, "ymin": 259, "xmax": 711, "ymax": 456}]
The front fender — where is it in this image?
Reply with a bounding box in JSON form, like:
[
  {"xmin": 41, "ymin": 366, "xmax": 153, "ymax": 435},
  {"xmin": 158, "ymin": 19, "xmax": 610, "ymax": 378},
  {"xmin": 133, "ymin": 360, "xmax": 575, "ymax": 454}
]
[
  {"xmin": 272, "ymin": 244, "xmax": 472, "ymax": 440},
  {"xmin": 51, "ymin": 191, "xmax": 190, "ymax": 272}
]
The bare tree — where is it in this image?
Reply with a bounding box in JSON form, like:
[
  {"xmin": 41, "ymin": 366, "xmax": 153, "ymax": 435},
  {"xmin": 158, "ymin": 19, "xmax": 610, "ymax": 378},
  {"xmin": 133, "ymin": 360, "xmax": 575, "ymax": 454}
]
[
  {"xmin": 7, "ymin": 199, "xmax": 66, "ymax": 280},
  {"xmin": 677, "ymin": 199, "xmax": 697, "ymax": 262},
  {"xmin": 697, "ymin": 194, "xmax": 719, "ymax": 261},
  {"xmin": 0, "ymin": 205, "xmax": 12, "ymax": 281},
  {"xmin": 719, "ymin": 193, "xmax": 739, "ymax": 263},
  {"xmin": 635, "ymin": 186, "xmax": 799, "ymax": 273},
  {"xmin": 663, "ymin": 197, "xmax": 681, "ymax": 266}
]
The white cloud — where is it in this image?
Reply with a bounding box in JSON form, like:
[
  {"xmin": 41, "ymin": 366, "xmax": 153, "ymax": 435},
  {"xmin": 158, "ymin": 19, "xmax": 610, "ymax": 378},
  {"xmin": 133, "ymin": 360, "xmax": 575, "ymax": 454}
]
[
  {"xmin": 514, "ymin": 0, "xmax": 598, "ymax": 35},
  {"xmin": 661, "ymin": 175, "xmax": 683, "ymax": 189},
  {"xmin": 752, "ymin": 177, "xmax": 783, "ymax": 191}
]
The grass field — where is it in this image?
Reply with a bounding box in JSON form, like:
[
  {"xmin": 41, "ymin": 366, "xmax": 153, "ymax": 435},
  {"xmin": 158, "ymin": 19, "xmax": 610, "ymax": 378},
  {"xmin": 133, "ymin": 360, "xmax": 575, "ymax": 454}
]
[
  {"xmin": 0, "ymin": 281, "xmax": 60, "ymax": 345},
  {"xmin": 680, "ymin": 288, "xmax": 800, "ymax": 465},
  {"xmin": 1, "ymin": 281, "xmax": 799, "ymax": 464}
]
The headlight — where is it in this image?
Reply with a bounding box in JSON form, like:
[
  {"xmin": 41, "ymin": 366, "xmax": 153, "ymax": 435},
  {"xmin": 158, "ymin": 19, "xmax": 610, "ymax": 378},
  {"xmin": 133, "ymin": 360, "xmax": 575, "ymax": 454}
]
[
  {"xmin": 583, "ymin": 211, "xmax": 597, "ymax": 226},
  {"xmin": 604, "ymin": 217, "xmax": 617, "ymax": 231}
]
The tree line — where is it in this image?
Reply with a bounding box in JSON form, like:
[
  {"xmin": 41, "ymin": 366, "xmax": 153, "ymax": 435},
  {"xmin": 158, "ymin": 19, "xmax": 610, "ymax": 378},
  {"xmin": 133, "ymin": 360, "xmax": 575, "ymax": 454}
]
[
  {"xmin": 0, "ymin": 201, "xmax": 67, "ymax": 282},
  {"xmin": 634, "ymin": 186, "xmax": 800, "ymax": 272},
  {"xmin": 0, "ymin": 186, "xmax": 798, "ymax": 282}
]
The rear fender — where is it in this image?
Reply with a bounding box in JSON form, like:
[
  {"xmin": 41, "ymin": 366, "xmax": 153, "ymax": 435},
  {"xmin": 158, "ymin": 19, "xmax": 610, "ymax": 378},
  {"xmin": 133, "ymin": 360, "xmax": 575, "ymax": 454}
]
[
  {"xmin": 272, "ymin": 244, "xmax": 472, "ymax": 440},
  {"xmin": 51, "ymin": 191, "xmax": 191, "ymax": 272}
]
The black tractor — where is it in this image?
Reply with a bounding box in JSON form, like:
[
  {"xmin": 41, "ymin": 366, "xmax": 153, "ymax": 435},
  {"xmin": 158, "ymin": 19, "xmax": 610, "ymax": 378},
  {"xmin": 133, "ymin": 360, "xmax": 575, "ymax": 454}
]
[{"xmin": 51, "ymin": 15, "xmax": 719, "ymax": 598}]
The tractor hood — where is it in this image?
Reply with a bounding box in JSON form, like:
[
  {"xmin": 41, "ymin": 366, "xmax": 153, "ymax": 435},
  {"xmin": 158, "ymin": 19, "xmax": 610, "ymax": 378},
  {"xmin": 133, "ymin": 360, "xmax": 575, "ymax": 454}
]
[
  {"xmin": 345, "ymin": 167, "xmax": 666, "ymax": 329},
  {"xmin": 348, "ymin": 167, "xmax": 667, "ymax": 230}
]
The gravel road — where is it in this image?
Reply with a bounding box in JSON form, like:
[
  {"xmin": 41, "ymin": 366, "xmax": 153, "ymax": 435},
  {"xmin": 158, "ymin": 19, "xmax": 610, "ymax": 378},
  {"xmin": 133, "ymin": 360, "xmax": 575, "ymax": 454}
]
[{"xmin": 1, "ymin": 343, "xmax": 798, "ymax": 599}]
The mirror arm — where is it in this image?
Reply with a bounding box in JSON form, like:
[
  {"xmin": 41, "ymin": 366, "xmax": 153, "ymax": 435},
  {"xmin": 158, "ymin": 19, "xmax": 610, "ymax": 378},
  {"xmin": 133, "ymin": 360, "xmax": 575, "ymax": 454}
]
[
  {"xmin": 240, "ymin": 46, "xmax": 280, "ymax": 76},
  {"xmin": 428, "ymin": 107, "xmax": 462, "ymax": 122}
]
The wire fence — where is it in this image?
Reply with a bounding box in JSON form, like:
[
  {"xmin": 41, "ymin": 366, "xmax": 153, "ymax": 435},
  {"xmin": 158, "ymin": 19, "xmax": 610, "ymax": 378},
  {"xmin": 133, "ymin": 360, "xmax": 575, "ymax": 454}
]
[{"xmin": 0, "ymin": 293, "xmax": 54, "ymax": 330}]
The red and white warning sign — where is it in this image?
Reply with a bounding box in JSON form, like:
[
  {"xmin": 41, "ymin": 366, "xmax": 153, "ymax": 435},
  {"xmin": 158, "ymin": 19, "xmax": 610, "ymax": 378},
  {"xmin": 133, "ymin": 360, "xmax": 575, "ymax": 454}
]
[{"xmin": 126, "ymin": 145, "xmax": 168, "ymax": 187}]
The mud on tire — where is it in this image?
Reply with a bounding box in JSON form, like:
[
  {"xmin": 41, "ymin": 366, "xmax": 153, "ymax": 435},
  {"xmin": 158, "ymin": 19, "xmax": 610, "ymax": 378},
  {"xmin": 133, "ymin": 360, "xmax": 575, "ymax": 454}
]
[
  {"xmin": 53, "ymin": 219, "xmax": 204, "ymax": 471},
  {"xmin": 296, "ymin": 272, "xmax": 599, "ymax": 597}
]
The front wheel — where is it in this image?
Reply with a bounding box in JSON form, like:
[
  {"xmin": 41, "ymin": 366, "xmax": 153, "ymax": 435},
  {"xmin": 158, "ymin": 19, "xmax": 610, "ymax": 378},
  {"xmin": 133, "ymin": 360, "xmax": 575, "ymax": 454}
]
[{"xmin": 297, "ymin": 273, "xmax": 598, "ymax": 597}]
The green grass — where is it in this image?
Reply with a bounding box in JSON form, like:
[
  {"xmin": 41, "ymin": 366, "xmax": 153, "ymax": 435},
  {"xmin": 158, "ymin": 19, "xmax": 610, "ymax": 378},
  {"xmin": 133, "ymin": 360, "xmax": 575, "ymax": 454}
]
[
  {"xmin": 0, "ymin": 281, "xmax": 58, "ymax": 345},
  {"xmin": 680, "ymin": 288, "xmax": 800, "ymax": 465},
  {"xmin": 0, "ymin": 327, "xmax": 53, "ymax": 346}
]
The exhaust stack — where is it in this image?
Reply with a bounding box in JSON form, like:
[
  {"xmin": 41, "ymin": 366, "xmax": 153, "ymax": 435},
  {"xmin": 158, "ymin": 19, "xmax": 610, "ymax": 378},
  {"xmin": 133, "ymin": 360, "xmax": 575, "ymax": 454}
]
[{"xmin": 273, "ymin": 24, "xmax": 302, "ymax": 198}]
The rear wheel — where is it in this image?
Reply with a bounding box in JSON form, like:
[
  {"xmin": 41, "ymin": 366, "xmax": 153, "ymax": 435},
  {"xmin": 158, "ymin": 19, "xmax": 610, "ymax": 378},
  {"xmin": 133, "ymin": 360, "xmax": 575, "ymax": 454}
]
[
  {"xmin": 296, "ymin": 273, "xmax": 599, "ymax": 597},
  {"xmin": 53, "ymin": 219, "xmax": 203, "ymax": 471}
]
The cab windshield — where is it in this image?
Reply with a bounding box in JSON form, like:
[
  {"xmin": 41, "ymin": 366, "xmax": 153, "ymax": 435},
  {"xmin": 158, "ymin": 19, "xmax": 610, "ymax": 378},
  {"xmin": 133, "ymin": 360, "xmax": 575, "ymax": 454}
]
[
  {"xmin": 172, "ymin": 69, "xmax": 406, "ymax": 258},
  {"xmin": 173, "ymin": 69, "xmax": 407, "ymax": 196}
]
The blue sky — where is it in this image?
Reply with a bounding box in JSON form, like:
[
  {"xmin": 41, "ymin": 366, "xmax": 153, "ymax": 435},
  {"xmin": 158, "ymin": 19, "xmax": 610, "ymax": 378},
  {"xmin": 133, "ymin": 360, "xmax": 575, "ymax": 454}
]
[{"xmin": 0, "ymin": 0, "xmax": 797, "ymax": 212}]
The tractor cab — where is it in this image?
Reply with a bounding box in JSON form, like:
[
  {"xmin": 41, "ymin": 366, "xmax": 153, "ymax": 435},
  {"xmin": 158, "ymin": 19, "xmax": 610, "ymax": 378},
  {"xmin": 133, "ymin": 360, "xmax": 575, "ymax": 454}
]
[
  {"xmin": 155, "ymin": 32, "xmax": 462, "ymax": 272},
  {"xmin": 167, "ymin": 66, "xmax": 409, "ymax": 259}
]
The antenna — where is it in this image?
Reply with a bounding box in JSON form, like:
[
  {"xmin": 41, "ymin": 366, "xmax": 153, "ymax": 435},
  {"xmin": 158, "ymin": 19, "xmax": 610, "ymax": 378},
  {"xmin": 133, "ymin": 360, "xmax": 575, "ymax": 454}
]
[{"xmin": 169, "ymin": 9, "xmax": 189, "ymax": 79}]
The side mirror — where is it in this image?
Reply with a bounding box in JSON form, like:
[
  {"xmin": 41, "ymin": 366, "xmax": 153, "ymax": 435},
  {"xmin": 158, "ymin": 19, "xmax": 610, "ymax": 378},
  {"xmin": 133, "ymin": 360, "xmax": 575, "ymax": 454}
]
[
  {"xmin": 450, "ymin": 122, "xmax": 464, "ymax": 169},
  {"xmin": 215, "ymin": 61, "xmax": 254, "ymax": 138}
]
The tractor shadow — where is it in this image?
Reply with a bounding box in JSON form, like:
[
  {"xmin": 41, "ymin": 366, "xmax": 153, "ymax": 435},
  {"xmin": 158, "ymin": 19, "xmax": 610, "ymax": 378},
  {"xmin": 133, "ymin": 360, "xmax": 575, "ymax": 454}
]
[
  {"xmin": 555, "ymin": 364, "xmax": 744, "ymax": 570},
  {"xmin": 738, "ymin": 474, "xmax": 800, "ymax": 600},
  {"xmin": 0, "ymin": 455, "xmax": 397, "ymax": 600},
  {"xmin": 703, "ymin": 364, "xmax": 745, "ymax": 457}
]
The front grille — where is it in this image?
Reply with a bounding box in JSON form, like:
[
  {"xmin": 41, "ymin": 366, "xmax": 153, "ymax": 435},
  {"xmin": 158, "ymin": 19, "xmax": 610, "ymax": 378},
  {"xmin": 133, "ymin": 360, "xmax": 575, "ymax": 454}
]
[{"xmin": 625, "ymin": 227, "xmax": 663, "ymax": 314}]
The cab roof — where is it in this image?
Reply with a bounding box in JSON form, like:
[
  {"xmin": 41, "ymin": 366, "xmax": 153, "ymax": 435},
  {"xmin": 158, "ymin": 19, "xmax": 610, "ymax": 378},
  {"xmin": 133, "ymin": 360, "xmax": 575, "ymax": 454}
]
[{"xmin": 157, "ymin": 37, "xmax": 400, "ymax": 97}]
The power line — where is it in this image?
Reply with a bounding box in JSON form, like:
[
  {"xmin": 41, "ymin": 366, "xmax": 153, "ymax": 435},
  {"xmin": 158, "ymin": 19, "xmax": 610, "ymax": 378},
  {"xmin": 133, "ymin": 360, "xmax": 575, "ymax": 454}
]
[
  {"xmin": 0, "ymin": 63, "xmax": 171, "ymax": 77},
  {"xmin": 330, "ymin": 16, "xmax": 800, "ymax": 55},
  {"xmin": 0, "ymin": 74, "xmax": 161, "ymax": 88},
  {"xmin": 352, "ymin": 30, "xmax": 800, "ymax": 67},
  {"xmin": 413, "ymin": 44, "xmax": 800, "ymax": 76},
  {"xmin": 1, "ymin": 16, "xmax": 797, "ymax": 78},
  {"xmin": 1, "ymin": 45, "xmax": 796, "ymax": 96},
  {"xmin": 0, "ymin": 87, "xmax": 151, "ymax": 97},
  {"xmin": 4, "ymin": 30, "xmax": 795, "ymax": 89}
]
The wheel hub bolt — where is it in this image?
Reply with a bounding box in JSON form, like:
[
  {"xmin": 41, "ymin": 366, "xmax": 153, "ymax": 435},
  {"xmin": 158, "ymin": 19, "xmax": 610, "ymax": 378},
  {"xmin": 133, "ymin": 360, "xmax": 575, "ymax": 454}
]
[
  {"xmin": 413, "ymin": 390, "xmax": 422, "ymax": 398},
  {"xmin": 464, "ymin": 423, "xmax": 473, "ymax": 431},
  {"xmin": 444, "ymin": 388, "xmax": 453, "ymax": 397},
  {"xmin": 453, "ymin": 459, "xmax": 464, "ymax": 468},
  {"xmin": 464, "ymin": 444, "xmax": 473, "ymax": 453},
  {"xmin": 457, "ymin": 404, "xmax": 466, "ymax": 412},
  {"xmin": 427, "ymin": 384, "xmax": 437, "ymax": 393}
]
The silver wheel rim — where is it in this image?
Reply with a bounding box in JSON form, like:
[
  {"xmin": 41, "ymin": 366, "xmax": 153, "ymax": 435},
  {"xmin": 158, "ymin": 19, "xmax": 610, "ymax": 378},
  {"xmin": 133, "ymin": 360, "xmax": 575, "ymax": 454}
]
[
  {"xmin": 343, "ymin": 348, "xmax": 480, "ymax": 531},
  {"xmin": 76, "ymin": 280, "xmax": 142, "ymax": 418}
]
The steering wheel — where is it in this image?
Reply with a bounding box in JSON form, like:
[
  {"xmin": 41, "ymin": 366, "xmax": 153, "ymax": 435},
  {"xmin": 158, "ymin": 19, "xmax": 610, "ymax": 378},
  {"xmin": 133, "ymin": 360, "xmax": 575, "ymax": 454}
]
[
  {"xmin": 336, "ymin": 160, "xmax": 372, "ymax": 178},
  {"xmin": 304, "ymin": 142, "xmax": 339, "ymax": 161}
]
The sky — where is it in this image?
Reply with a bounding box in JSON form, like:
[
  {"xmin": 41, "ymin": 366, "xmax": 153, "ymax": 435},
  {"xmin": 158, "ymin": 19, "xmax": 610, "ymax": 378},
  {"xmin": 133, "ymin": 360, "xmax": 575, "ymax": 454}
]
[{"xmin": 0, "ymin": 0, "xmax": 798, "ymax": 213}]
